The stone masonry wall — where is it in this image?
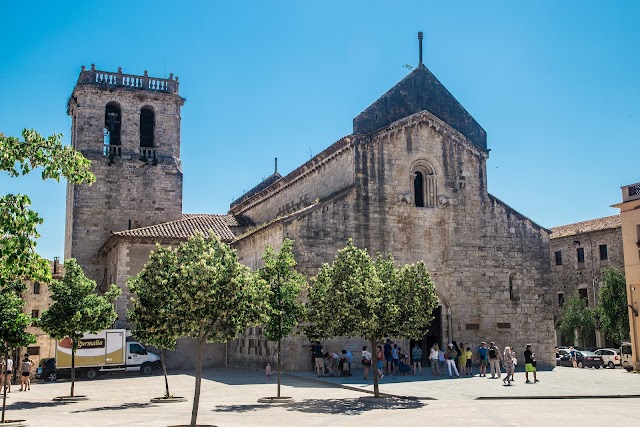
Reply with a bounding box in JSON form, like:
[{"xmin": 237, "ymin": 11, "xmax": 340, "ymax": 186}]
[
  {"xmin": 232, "ymin": 112, "xmax": 555, "ymax": 370},
  {"xmin": 66, "ymin": 84, "xmax": 183, "ymax": 285},
  {"xmin": 549, "ymin": 227, "xmax": 624, "ymax": 346}
]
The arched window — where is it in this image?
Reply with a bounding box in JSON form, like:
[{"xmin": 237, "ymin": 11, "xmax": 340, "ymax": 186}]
[
  {"xmin": 414, "ymin": 172, "xmax": 424, "ymax": 207},
  {"xmin": 140, "ymin": 107, "xmax": 154, "ymax": 148},
  {"xmin": 411, "ymin": 160, "xmax": 437, "ymax": 207},
  {"xmin": 104, "ymin": 102, "xmax": 121, "ymax": 146}
]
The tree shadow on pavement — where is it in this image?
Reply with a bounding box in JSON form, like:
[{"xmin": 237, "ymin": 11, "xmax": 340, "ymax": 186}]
[
  {"xmin": 212, "ymin": 397, "xmax": 424, "ymax": 416},
  {"xmin": 6, "ymin": 400, "xmax": 74, "ymax": 410},
  {"xmin": 72, "ymin": 402, "xmax": 157, "ymax": 413}
]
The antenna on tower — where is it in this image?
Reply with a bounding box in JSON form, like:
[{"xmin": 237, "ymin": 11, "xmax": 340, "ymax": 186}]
[
  {"xmin": 274, "ymin": 157, "xmax": 278, "ymax": 174},
  {"xmin": 418, "ymin": 32, "xmax": 424, "ymax": 65}
]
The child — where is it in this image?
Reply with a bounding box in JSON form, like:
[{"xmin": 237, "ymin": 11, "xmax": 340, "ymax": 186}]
[
  {"xmin": 466, "ymin": 347, "xmax": 473, "ymax": 376},
  {"xmin": 265, "ymin": 363, "xmax": 272, "ymax": 381}
]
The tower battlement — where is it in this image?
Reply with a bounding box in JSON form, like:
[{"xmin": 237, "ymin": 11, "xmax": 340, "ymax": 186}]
[{"xmin": 75, "ymin": 64, "xmax": 179, "ymax": 94}]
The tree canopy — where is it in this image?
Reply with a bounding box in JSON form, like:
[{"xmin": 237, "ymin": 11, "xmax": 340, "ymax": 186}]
[
  {"xmin": 559, "ymin": 294, "xmax": 595, "ymax": 348},
  {"xmin": 306, "ymin": 240, "xmax": 439, "ymax": 396},
  {"xmin": 149, "ymin": 233, "xmax": 269, "ymax": 426},
  {"xmin": 128, "ymin": 245, "xmax": 181, "ymax": 398},
  {"xmin": 597, "ymin": 267, "xmax": 629, "ymax": 345},
  {"xmin": 258, "ymin": 239, "xmax": 306, "ymax": 397}
]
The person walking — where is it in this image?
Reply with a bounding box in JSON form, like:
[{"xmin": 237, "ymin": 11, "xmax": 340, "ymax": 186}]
[
  {"xmin": 429, "ymin": 343, "xmax": 440, "ymax": 377},
  {"xmin": 502, "ymin": 346, "xmax": 515, "ymax": 386},
  {"xmin": 465, "ymin": 347, "xmax": 473, "ymax": 376},
  {"xmin": 391, "ymin": 343, "xmax": 400, "ymax": 376},
  {"xmin": 3, "ymin": 356, "xmax": 13, "ymax": 393},
  {"xmin": 362, "ymin": 346, "xmax": 372, "ymax": 380},
  {"xmin": 376, "ymin": 346, "xmax": 385, "ymax": 379},
  {"xmin": 488, "ymin": 342, "xmax": 501, "ymax": 379},
  {"xmin": 445, "ymin": 344, "xmax": 460, "ymax": 377},
  {"xmin": 477, "ymin": 342, "xmax": 488, "ymax": 377},
  {"xmin": 438, "ymin": 345, "xmax": 446, "ymax": 376},
  {"xmin": 569, "ymin": 346, "xmax": 578, "ymax": 368},
  {"xmin": 265, "ymin": 363, "xmax": 272, "ymax": 381},
  {"xmin": 19, "ymin": 354, "xmax": 33, "ymax": 391},
  {"xmin": 524, "ymin": 344, "xmax": 539, "ymax": 383},
  {"xmin": 311, "ymin": 341, "xmax": 325, "ymax": 376},
  {"xmin": 458, "ymin": 342, "xmax": 467, "ymax": 376},
  {"xmin": 384, "ymin": 339, "xmax": 393, "ymax": 375},
  {"xmin": 411, "ymin": 343, "xmax": 423, "ymax": 375}
]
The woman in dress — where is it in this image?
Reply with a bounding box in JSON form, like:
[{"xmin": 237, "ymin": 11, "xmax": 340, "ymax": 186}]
[{"xmin": 502, "ymin": 346, "xmax": 515, "ymax": 386}]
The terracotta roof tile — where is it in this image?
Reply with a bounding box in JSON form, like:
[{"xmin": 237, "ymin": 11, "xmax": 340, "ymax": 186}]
[
  {"xmin": 114, "ymin": 214, "xmax": 252, "ymax": 242},
  {"xmin": 550, "ymin": 215, "xmax": 621, "ymax": 239}
]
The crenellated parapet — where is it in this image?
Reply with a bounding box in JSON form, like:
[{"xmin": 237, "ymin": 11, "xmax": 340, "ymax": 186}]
[{"xmin": 76, "ymin": 64, "xmax": 179, "ymax": 94}]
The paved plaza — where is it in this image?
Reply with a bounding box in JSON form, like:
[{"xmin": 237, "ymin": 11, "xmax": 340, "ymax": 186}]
[{"xmin": 2, "ymin": 367, "xmax": 639, "ymax": 426}]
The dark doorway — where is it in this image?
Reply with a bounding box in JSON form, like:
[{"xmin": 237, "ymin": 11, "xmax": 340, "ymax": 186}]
[{"xmin": 410, "ymin": 306, "xmax": 442, "ymax": 366}]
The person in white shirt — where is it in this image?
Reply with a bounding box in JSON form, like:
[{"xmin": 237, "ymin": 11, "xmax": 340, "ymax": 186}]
[
  {"xmin": 2, "ymin": 357, "xmax": 13, "ymax": 393},
  {"xmin": 361, "ymin": 346, "xmax": 372, "ymax": 380},
  {"xmin": 429, "ymin": 343, "xmax": 440, "ymax": 377}
]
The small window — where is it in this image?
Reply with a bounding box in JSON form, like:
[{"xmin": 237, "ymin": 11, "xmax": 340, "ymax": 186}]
[
  {"xmin": 33, "ymin": 282, "xmax": 40, "ymax": 295},
  {"xmin": 31, "ymin": 309, "xmax": 39, "ymax": 319},
  {"xmin": 579, "ymin": 288, "xmax": 588, "ymax": 302},
  {"xmin": 414, "ymin": 172, "xmax": 424, "ymax": 207},
  {"xmin": 577, "ymin": 247, "xmax": 585, "ymax": 264},
  {"xmin": 26, "ymin": 347, "xmax": 40, "ymax": 356},
  {"xmin": 554, "ymin": 251, "xmax": 563, "ymax": 266},
  {"xmin": 104, "ymin": 102, "xmax": 122, "ymax": 146},
  {"xmin": 599, "ymin": 244, "xmax": 608, "ymax": 261},
  {"xmin": 558, "ymin": 292, "xmax": 565, "ymax": 307},
  {"xmin": 140, "ymin": 107, "xmax": 155, "ymax": 148},
  {"xmin": 509, "ymin": 273, "xmax": 517, "ymax": 301}
]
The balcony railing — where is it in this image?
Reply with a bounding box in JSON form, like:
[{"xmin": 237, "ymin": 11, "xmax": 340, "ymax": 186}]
[
  {"xmin": 104, "ymin": 144, "xmax": 121, "ymax": 157},
  {"xmin": 78, "ymin": 64, "xmax": 179, "ymax": 94}
]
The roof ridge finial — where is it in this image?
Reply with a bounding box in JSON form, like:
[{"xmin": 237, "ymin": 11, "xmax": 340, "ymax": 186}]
[{"xmin": 418, "ymin": 31, "xmax": 423, "ymax": 65}]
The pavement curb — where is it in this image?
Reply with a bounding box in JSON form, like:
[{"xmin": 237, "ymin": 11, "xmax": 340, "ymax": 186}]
[{"xmin": 477, "ymin": 394, "xmax": 640, "ymax": 400}]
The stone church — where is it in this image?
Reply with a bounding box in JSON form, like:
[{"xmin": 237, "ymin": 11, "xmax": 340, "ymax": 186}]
[{"xmin": 65, "ymin": 36, "xmax": 555, "ymax": 370}]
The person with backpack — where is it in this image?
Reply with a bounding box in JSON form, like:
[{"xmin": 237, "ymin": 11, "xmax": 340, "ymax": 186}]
[{"xmin": 488, "ymin": 341, "xmax": 501, "ymax": 378}]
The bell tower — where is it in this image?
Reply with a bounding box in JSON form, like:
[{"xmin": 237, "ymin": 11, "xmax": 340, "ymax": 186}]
[{"xmin": 65, "ymin": 64, "xmax": 184, "ymax": 286}]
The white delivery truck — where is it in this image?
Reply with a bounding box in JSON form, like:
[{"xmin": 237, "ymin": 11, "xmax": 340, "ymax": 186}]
[{"xmin": 55, "ymin": 329, "xmax": 161, "ymax": 379}]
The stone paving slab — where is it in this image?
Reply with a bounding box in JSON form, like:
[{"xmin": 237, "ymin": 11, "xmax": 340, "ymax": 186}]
[{"xmin": 0, "ymin": 367, "xmax": 639, "ymax": 426}]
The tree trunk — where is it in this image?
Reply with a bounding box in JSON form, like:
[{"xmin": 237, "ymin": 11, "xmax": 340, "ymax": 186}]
[
  {"xmin": 161, "ymin": 348, "xmax": 170, "ymax": 398},
  {"xmin": 371, "ymin": 337, "xmax": 380, "ymax": 398},
  {"xmin": 2, "ymin": 349, "xmax": 8, "ymax": 423},
  {"xmin": 71, "ymin": 341, "xmax": 76, "ymax": 397},
  {"xmin": 190, "ymin": 323, "xmax": 205, "ymax": 427},
  {"xmin": 277, "ymin": 339, "xmax": 281, "ymax": 398}
]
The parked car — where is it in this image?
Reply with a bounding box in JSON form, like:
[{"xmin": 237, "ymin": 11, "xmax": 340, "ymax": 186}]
[
  {"xmin": 36, "ymin": 357, "xmax": 57, "ymax": 382},
  {"xmin": 556, "ymin": 350, "xmax": 604, "ymax": 368},
  {"xmin": 594, "ymin": 348, "xmax": 621, "ymax": 369}
]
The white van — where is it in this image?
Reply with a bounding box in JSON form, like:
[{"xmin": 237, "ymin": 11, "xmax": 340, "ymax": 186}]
[{"xmin": 620, "ymin": 342, "xmax": 633, "ymax": 372}]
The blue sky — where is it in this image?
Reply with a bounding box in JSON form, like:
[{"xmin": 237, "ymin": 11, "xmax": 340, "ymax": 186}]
[{"xmin": 2, "ymin": 1, "xmax": 639, "ymax": 261}]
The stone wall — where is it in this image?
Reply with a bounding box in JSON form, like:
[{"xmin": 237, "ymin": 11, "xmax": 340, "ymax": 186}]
[
  {"xmin": 65, "ymin": 81, "xmax": 184, "ymax": 285},
  {"xmin": 549, "ymin": 226, "xmax": 624, "ymax": 346},
  {"xmin": 231, "ymin": 111, "xmax": 555, "ymax": 370}
]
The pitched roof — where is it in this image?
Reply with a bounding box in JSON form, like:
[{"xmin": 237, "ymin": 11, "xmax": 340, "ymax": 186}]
[
  {"xmin": 550, "ymin": 215, "xmax": 621, "ymax": 239},
  {"xmin": 230, "ymin": 172, "xmax": 282, "ymax": 208},
  {"xmin": 353, "ymin": 63, "xmax": 487, "ymax": 149},
  {"xmin": 112, "ymin": 214, "xmax": 252, "ymax": 242}
]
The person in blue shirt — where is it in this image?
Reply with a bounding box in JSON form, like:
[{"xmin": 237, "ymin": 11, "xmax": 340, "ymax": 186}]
[{"xmin": 477, "ymin": 342, "xmax": 489, "ymax": 377}]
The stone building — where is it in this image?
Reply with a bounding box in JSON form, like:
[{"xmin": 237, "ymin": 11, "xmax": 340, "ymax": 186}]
[
  {"xmin": 19, "ymin": 258, "xmax": 63, "ymax": 370},
  {"xmin": 549, "ymin": 215, "xmax": 624, "ymax": 348},
  {"xmin": 65, "ymin": 37, "xmax": 556, "ymax": 371}
]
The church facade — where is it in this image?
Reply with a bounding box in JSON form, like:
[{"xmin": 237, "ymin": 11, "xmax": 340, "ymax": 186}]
[{"xmin": 65, "ymin": 39, "xmax": 555, "ymax": 370}]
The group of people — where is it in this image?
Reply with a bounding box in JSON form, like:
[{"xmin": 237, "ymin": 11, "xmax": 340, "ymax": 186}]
[
  {"xmin": 1, "ymin": 354, "xmax": 35, "ymax": 393},
  {"xmin": 309, "ymin": 340, "xmax": 540, "ymax": 385}
]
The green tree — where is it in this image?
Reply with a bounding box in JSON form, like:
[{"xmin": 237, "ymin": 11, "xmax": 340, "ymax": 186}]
[
  {"xmin": 258, "ymin": 239, "xmax": 306, "ymax": 398},
  {"xmin": 0, "ymin": 292, "xmax": 35, "ymax": 422},
  {"xmin": 128, "ymin": 245, "xmax": 181, "ymax": 399},
  {"xmin": 306, "ymin": 240, "xmax": 439, "ymax": 397},
  {"xmin": 39, "ymin": 259, "xmax": 120, "ymax": 397},
  {"xmin": 170, "ymin": 233, "xmax": 269, "ymax": 427},
  {"xmin": 1, "ymin": 129, "xmax": 94, "ymax": 421},
  {"xmin": 559, "ymin": 294, "xmax": 595, "ymax": 348},
  {"xmin": 597, "ymin": 267, "xmax": 629, "ymax": 345}
]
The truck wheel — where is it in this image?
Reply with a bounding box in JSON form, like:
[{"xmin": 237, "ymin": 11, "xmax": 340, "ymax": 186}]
[
  {"xmin": 141, "ymin": 363, "xmax": 153, "ymax": 375},
  {"xmin": 85, "ymin": 368, "xmax": 98, "ymax": 380},
  {"xmin": 46, "ymin": 371, "xmax": 57, "ymax": 382}
]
